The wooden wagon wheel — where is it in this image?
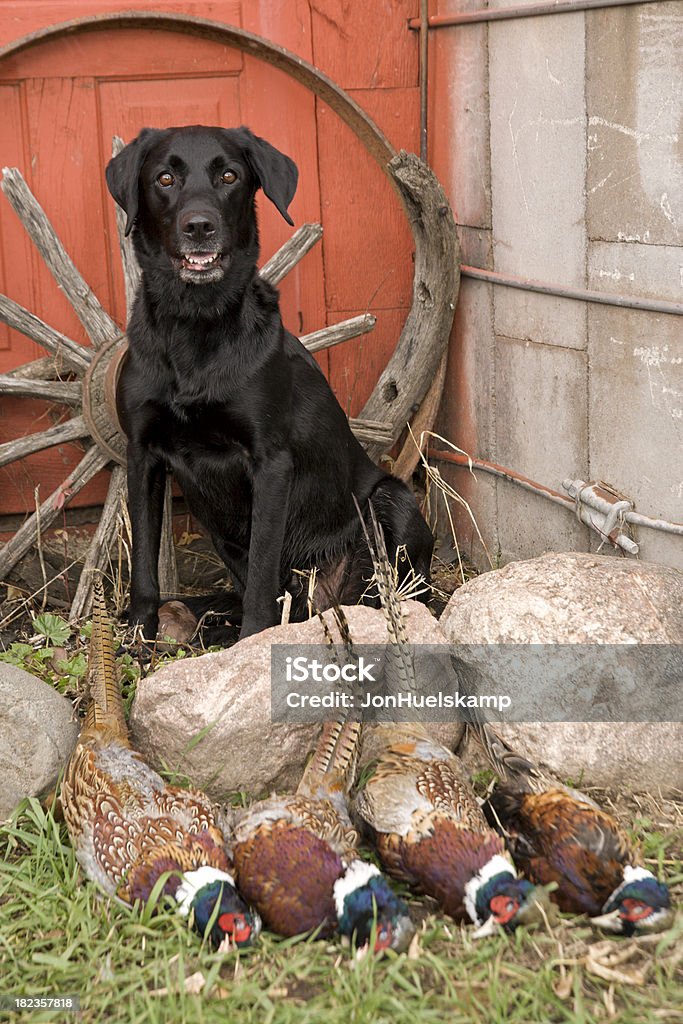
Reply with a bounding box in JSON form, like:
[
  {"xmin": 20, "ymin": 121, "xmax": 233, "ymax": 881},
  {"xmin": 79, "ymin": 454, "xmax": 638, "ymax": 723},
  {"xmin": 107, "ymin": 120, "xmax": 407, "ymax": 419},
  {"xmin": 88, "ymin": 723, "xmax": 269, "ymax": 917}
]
[{"xmin": 0, "ymin": 14, "xmax": 459, "ymax": 621}]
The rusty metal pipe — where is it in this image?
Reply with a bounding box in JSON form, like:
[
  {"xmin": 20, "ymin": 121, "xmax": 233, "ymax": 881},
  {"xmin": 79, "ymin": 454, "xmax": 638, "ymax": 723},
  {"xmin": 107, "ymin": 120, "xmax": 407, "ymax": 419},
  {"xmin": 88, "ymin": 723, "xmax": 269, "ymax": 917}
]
[
  {"xmin": 427, "ymin": 448, "xmax": 683, "ymax": 542},
  {"xmin": 427, "ymin": 448, "xmax": 574, "ymax": 507},
  {"xmin": 460, "ymin": 265, "xmax": 683, "ymax": 317},
  {"xmin": 409, "ymin": 0, "xmax": 661, "ymax": 29}
]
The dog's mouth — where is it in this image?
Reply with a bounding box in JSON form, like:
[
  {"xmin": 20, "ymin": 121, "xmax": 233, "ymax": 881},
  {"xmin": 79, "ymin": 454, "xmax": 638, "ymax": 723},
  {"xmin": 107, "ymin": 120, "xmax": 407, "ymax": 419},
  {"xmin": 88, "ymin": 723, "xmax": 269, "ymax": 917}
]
[
  {"xmin": 182, "ymin": 251, "xmax": 222, "ymax": 271},
  {"xmin": 175, "ymin": 250, "xmax": 227, "ymax": 283}
]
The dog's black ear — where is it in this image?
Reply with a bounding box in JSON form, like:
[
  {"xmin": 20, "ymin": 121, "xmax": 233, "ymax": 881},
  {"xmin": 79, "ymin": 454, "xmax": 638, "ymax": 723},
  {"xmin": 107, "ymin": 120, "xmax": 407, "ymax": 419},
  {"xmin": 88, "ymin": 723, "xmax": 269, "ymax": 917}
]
[
  {"xmin": 237, "ymin": 128, "xmax": 298, "ymax": 226},
  {"xmin": 105, "ymin": 128, "xmax": 163, "ymax": 236}
]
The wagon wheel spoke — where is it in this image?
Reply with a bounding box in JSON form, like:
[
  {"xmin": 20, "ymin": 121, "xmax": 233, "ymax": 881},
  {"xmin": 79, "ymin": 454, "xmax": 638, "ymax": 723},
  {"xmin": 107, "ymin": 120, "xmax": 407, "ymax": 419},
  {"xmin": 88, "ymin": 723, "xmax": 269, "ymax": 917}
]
[
  {"xmin": 260, "ymin": 223, "xmax": 323, "ymax": 286},
  {"xmin": 158, "ymin": 478, "xmax": 179, "ymax": 596},
  {"xmin": 1, "ymin": 168, "xmax": 120, "ymax": 349},
  {"xmin": 5, "ymin": 354, "xmax": 76, "ymax": 381},
  {"xmin": 347, "ymin": 419, "xmax": 394, "ymax": 446},
  {"xmin": 0, "ymin": 445, "xmax": 109, "ymax": 581},
  {"xmin": 69, "ymin": 463, "xmax": 127, "ymax": 621},
  {"xmin": 0, "ymin": 415, "xmax": 90, "ymax": 469},
  {"xmin": 0, "ymin": 294, "xmax": 91, "ymax": 374},
  {"xmin": 111, "ymin": 136, "xmax": 142, "ymax": 315},
  {"xmin": 300, "ymin": 314, "xmax": 376, "ymax": 354},
  {"xmin": 0, "ymin": 375, "xmax": 82, "ymax": 405}
]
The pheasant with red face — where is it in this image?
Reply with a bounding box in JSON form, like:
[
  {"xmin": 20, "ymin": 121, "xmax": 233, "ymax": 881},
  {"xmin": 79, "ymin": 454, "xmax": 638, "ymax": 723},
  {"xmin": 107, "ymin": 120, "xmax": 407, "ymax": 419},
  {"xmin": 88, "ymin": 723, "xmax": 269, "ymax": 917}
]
[
  {"xmin": 477, "ymin": 725, "xmax": 674, "ymax": 935},
  {"xmin": 61, "ymin": 578, "xmax": 260, "ymax": 948},
  {"xmin": 352, "ymin": 508, "xmax": 551, "ymax": 936},
  {"xmin": 229, "ymin": 610, "xmax": 414, "ymax": 954},
  {"xmin": 355, "ymin": 725, "xmax": 550, "ymax": 935}
]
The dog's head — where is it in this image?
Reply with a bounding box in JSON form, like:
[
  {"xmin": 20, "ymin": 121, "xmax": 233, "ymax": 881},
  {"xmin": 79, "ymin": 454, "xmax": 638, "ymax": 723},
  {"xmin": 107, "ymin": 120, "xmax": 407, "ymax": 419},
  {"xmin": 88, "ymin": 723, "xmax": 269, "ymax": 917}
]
[{"xmin": 105, "ymin": 125, "xmax": 298, "ymax": 285}]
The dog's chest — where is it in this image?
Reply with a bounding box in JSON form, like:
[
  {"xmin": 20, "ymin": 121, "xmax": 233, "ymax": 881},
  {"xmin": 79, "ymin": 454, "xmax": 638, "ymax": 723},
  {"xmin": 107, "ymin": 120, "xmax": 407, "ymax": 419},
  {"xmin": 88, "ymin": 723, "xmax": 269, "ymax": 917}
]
[{"xmin": 153, "ymin": 398, "xmax": 250, "ymax": 459}]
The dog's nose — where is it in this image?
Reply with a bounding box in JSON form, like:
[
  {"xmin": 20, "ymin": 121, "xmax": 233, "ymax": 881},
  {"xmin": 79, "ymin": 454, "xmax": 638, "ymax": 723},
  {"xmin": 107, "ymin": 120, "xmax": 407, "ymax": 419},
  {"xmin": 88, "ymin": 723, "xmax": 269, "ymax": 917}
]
[{"xmin": 180, "ymin": 213, "xmax": 217, "ymax": 240}]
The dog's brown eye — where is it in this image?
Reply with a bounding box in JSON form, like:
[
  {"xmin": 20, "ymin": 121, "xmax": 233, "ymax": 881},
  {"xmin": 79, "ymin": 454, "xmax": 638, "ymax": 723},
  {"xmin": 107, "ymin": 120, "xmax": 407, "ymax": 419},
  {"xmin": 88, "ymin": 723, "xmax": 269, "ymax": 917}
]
[
  {"xmin": 221, "ymin": 170, "xmax": 237, "ymax": 184},
  {"xmin": 157, "ymin": 172, "xmax": 175, "ymax": 188}
]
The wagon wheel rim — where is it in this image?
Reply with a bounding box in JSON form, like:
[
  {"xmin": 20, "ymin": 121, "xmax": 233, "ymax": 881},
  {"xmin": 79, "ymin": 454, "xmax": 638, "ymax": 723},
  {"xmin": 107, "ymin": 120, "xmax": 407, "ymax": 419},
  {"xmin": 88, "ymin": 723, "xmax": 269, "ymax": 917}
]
[{"xmin": 0, "ymin": 16, "xmax": 459, "ymax": 619}]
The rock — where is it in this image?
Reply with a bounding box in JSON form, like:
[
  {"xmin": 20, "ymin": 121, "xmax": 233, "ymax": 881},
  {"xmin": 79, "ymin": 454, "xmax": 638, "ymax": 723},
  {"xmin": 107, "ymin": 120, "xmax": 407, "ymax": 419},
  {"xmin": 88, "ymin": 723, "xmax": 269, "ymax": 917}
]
[
  {"xmin": 0, "ymin": 662, "xmax": 79, "ymax": 821},
  {"xmin": 441, "ymin": 551, "xmax": 683, "ymax": 643},
  {"xmin": 157, "ymin": 601, "xmax": 199, "ymax": 644},
  {"xmin": 460, "ymin": 721, "xmax": 683, "ymax": 794},
  {"xmin": 130, "ymin": 601, "xmax": 462, "ymax": 801},
  {"xmin": 440, "ymin": 552, "xmax": 683, "ymax": 794}
]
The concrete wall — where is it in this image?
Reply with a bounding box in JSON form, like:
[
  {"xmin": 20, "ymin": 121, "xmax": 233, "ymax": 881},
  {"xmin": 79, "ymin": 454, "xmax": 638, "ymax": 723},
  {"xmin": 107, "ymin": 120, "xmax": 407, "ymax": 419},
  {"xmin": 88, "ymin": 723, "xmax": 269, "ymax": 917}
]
[{"xmin": 430, "ymin": 0, "xmax": 682, "ymax": 571}]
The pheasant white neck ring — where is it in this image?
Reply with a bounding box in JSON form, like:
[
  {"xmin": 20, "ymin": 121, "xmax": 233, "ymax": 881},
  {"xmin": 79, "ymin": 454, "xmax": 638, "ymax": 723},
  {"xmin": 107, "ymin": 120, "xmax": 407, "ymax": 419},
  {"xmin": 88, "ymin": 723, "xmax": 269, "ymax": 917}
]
[{"xmin": 175, "ymin": 866, "xmax": 237, "ymax": 917}]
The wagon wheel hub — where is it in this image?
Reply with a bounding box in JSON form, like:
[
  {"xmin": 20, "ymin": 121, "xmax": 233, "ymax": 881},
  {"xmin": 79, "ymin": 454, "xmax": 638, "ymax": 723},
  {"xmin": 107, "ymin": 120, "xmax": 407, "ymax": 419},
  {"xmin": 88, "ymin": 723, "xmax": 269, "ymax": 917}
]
[{"xmin": 82, "ymin": 336, "xmax": 128, "ymax": 467}]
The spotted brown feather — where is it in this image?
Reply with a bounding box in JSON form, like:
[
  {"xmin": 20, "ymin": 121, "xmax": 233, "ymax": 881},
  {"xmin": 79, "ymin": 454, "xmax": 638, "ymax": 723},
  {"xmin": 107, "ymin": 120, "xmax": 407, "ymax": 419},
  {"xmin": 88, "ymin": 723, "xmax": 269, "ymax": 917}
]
[
  {"xmin": 352, "ymin": 512, "xmax": 552, "ymax": 932},
  {"xmin": 61, "ymin": 577, "xmax": 260, "ymax": 947}
]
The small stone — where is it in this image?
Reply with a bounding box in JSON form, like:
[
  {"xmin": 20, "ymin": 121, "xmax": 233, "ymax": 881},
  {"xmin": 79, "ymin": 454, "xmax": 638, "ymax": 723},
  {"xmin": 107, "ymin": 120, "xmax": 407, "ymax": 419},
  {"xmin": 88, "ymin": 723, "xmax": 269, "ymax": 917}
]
[
  {"xmin": 0, "ymin": 662, "xmax": 79, "ymax": 821},
  {"xmin": 157, "ymin": 601, "xmax": 198, "ymax": 644}
]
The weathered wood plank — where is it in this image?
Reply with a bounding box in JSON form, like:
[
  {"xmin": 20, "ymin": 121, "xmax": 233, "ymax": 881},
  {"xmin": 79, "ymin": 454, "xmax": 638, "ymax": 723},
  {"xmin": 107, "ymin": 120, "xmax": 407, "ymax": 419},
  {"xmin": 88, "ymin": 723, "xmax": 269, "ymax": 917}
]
[
  {"xmin": 159, "ymin": 476, "xmax": 179, "ymax": 597},
  {"xmin": 112, "ymin": 136, "xmax": 142, "ymax": 317},
  {"xmin": 392, "ymin": 350, "xmax": 448, "ymax": 481},
  {"xmin": 69, "ymin": 463, "xmax": 127, "ymax": 621},
  {"xmin": 1, "ymin": 167, "xmax": 120, "ymax": 349},
  {"xmin": 0, "ymin": 444, "xmax": 109, "ymax": 581},
  {"xmin": 259, "ymin": 223, "xmax": 323, "ymax": 286},
  {"xmin": 0, "ymin": 294, "xmax": 91, "ymax": 373},
  {"xmin": 301, "ymin": 314, "xmax": 376, "ymax": 353},
  {"xmin": 359, "ymin": 153, "xmax": 459, "ymax": 461},
  {"xmin": 0, "ymin": 415, "xmax": 89, "ymax": 469},
  {"xmin": 0, "ymin": 375, "xmax": 82, "ymax": 405},
  {"xmin": 5, "ymin": 354, "xmax": 71, "ymax": 381},
  {"xmin": 348, "ymin": 418, "xmax": 393, "ymax": 446}
]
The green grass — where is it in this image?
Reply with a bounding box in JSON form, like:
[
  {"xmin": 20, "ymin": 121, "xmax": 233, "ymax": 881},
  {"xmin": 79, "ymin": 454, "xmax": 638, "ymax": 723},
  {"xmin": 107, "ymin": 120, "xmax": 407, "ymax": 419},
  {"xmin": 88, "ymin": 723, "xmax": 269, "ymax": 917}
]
[
  {"xmin": 1, "ymin": 801, "xmax": 681, "ymax": 1024},
  {"xmin": 1, "ymin": 611, "xmax": 681, "ymax": 1021}
]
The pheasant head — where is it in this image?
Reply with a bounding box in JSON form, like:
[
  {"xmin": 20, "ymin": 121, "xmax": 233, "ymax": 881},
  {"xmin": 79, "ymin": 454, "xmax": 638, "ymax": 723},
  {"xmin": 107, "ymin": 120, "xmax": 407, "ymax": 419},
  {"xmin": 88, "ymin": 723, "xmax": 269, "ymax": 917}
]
[
  {"xmin": 591, "ymin": 866, "xmax": 673, "ymax": 936},
  {"xmin": 464, "ymin": 855, "xmax": 554, "ymax": 937},
  {"xmin": 176, "ymin": 866, "xmax": 262, "ymax": 948},
  {"xmin": 334, "ymin": 860, "xmax": 414, "ymax": 953}
]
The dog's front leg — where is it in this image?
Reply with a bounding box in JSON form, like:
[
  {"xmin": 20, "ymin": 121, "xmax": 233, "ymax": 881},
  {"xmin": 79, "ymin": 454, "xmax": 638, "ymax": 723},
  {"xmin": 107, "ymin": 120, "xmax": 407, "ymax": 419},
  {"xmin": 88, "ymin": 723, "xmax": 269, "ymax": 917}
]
[
  {"xmin": 126, "ymin": 443, "xmax": 166, "ymax": 643},
  {"xmin": 240, "ymin": 449, "xmax": 293, "ymax": 639}
]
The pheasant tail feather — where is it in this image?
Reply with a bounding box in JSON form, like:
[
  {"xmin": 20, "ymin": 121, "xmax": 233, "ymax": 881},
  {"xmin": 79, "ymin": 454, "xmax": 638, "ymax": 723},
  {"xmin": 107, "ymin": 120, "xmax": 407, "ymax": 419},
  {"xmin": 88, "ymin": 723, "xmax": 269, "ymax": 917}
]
[
  {"xmin": 298, "ymin": 718, "xmax": 362, "ymax": 797},
  {"xmin": 83, "ymin": 576, "xmax": 129, "ymax": 743},
  {"xmin": 469, "ymin": 720, "xmax": 575, "ymax": 798},
  {"xmin": 357, "ymin": 499, "xmax": 418, "ymax": 700}
]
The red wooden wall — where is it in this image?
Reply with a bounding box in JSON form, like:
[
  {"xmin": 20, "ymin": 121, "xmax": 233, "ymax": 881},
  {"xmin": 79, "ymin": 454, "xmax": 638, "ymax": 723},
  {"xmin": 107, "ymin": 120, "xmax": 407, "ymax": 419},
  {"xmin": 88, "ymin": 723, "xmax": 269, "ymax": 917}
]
[{"xmin": 0, "ymin": 0, "xmax": 419, "ymax": 518}]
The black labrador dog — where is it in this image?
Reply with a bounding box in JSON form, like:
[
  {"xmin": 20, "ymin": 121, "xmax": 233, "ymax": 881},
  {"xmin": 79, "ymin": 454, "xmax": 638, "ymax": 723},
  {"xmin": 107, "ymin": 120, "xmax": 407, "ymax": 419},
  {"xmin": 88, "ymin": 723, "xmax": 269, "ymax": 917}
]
[{"xmin": 106, "ymin": 125, "xmax": 433, "ymax": 640}]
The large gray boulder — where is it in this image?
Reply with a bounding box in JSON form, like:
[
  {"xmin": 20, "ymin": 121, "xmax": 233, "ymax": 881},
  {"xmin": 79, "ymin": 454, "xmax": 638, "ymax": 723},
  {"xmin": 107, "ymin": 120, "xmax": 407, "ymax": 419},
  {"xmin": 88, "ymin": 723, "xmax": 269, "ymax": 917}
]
[
  {"xmin": 130, "ymin": 601, "xmax": 461, "ymax": 801},
  {"xmin": 441, "ymin": 551, "xmax": 683, "ymax": 643},
  {"xmin": 0, "ymin": 662, "xmax": 79, "ymax": 821},
  {"xmin": 441, "ymin": 552, "xmax": 683, "ymax": 793}
]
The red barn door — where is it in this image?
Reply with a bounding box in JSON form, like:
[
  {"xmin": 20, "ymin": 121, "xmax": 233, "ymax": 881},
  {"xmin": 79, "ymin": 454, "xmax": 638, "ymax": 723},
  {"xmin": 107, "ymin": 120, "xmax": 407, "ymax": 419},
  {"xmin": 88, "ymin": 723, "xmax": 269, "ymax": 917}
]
[{"xmin": 0, "ymin": 1, "xmax": 418, "ymax": 520}]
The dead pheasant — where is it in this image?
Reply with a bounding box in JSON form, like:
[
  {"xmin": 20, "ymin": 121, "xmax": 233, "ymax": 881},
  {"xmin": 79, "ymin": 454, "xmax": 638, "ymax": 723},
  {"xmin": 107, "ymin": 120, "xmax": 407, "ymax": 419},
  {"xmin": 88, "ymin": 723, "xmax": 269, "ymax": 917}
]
[
  {"xmin": 352, "ymin": 507, "xmax": 552, "ymax": 936},
  {"xmin": 475, "ymin": 722, "xmax": 674, "ymax": 935},
  {"xmin": 61, "ymin": 577, "xmax": 260, "ymax": 948},
  {"xmin": 229, "ymin": 608, "xmax": 414, "ymax": 953}
]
